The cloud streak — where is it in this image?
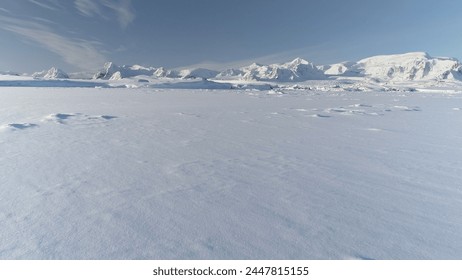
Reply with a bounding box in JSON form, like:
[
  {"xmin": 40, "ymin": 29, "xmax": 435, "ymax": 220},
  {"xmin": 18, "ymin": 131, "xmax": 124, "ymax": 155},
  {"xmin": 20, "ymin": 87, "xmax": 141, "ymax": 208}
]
[
  {"xmin": 103, "ymin": 0, "xmax": 135, "ymax": 29},
  {"xmin": 28, "ymin": 0, "xmax": 63, "ymax": 11},
  {"xmin": 0, "ymin": 16, "xmax": 107, "ymax": 70},
  {"xmin": 0, "ymin": 7, "xmax": 11, "ymax": 14},
  {"xmin": 74, "ymin": 0, "xmax": 135, "ymax": 28},
  {"xmin": 74, "ymin": 0, "xmax": 103, "ymax": 17}
]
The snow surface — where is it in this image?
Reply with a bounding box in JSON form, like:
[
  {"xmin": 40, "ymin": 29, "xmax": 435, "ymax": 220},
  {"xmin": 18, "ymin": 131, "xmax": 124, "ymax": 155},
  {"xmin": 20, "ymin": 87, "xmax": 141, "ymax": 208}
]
[{"xmin": 1, "ymin": 85, "xmax": 462, "ymax": 259}]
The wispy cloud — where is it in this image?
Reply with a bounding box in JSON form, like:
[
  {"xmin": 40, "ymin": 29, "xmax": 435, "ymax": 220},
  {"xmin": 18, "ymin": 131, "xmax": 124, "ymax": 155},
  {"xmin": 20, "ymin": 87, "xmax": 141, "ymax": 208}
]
[
  {"xmin": 74, "ymin": 0, "xmax": 135, "ymax": 28},
  {"xmin": 74, "ymin": 0, "xmax": 103, "ymax": 17},
  {"xmin": 28, "ymin": 0, "xmax": 62, "ymax": 11},
  {"xmin": 0, "ymin": 15, "xmax": 107, "ymax": 70},
  {"xmin": 0, "ymin": 7, "xmax": 11, "ymax": 14},
  {"xmin": 103, "ymin": 0, "xmax": 135, "ymax": 29}
]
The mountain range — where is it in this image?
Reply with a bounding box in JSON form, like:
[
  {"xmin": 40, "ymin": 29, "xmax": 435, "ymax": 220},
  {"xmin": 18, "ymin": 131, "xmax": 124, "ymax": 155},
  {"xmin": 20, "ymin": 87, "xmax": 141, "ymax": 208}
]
[{"xmin": 27, "ymin": 52, "xmax": 462, "ymax": 83}]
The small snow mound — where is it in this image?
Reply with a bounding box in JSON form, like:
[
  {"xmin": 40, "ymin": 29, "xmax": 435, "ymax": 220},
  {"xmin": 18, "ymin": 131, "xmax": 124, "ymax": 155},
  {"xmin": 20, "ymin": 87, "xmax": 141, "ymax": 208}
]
[
  {"xmin": 351, "ymin": 104, "xmax": 372, "ymax": 108},
  {"xmin": 43, "ymin": 113, "xmax": 77, "ymax": 123},
  {"xmin": 43, "ymin": 113, "xmax": 117, "ymax": 125},
  {"xmin": 0, "ymin": 123, "xmax": 38, "ymax": 131},
  {"xmin": 367, "ymin": 128, "xmax": 383, "ymax": 132},
  {"xmin": 393, "ymin": 105, "xmax": 421, "ymax": 111},
  {"xmin": 310, "ymin": 114, "xmax": 331, "ymax": 118}
]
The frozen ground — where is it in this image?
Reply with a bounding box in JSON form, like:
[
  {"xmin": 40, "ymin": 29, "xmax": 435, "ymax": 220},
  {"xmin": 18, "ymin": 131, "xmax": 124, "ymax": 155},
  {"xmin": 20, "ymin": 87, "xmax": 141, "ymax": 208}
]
[{"xmin": 1, "ymin": 86, "xmax": 462, "ymax": 259}]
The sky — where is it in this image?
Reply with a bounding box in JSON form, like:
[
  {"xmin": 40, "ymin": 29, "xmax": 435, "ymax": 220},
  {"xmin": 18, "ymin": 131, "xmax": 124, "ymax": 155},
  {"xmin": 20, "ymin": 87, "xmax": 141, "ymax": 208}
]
[{"xmin": 1, "ymin": 0, "xmax": 462, "ymax": 73}]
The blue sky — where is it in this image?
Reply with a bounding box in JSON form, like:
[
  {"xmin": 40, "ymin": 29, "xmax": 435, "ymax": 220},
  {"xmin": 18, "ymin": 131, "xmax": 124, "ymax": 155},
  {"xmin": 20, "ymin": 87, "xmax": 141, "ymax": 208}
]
[{"xmin": 1, "ymin": 0, "xmax": 461, "ymax": 73}]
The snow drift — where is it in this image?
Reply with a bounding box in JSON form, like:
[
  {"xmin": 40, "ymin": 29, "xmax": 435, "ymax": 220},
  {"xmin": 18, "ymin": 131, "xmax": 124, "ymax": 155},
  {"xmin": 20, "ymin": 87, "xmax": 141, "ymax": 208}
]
[{"xmin": 1, "ymin": 87, "xmax": 462, "ymax": 259}]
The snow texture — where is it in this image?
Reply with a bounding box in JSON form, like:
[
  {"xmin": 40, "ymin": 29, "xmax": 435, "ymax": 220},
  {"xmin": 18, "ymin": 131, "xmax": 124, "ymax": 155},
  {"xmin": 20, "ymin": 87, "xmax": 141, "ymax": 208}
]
[{"xmin": 1, "ymin": 86, "xmax": 462, "ymax": 259}]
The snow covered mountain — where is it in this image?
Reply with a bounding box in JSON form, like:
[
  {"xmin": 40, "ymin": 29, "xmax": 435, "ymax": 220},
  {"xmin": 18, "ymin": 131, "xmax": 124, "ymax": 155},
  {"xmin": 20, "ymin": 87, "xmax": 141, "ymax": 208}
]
[
  {"xmin": 153, "ymin": 67, "xmax": 179, "ymax": 78},
  {"xmin": 92, "ymin": 63, "xmax": 219, "ymax": 80},
  {"xmin": 323, "ymin": 52, "xmax": 462, "ymax": 81},
  {"xmin": 93, "ymin": 62, "xmax": 118, "ymax": 79},
  {"xmin": 91, "ymin": 58, "xmax": 326, "ymax": 82},
  {"xmin": 321, "ymin": 62, "xmax": 358, "ymax": 76},
  {"xmin": 33, "ymin": 67, "xmax": 69, "ymax": 79},
  {"xmin": 355, "ymin": 52, "xmax": 462, "ymax": 81},
  {"xmin": 179, "ymin": 68, "xmax": 219, "ymax": 79},
  {"xmin": 237, "ymin": 58, "xmax": 326, "ymax": 82},
  {"xmin": 35, "ymin": 52, "xmax": 462, "ymax": 84},
  {"xmin": 93, "ymin": 62, "xmax": 157, "ymax": 80}
]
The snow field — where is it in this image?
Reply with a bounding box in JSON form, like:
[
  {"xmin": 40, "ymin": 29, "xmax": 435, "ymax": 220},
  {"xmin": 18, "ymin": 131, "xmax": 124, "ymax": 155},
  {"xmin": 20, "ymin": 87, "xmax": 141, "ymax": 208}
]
[{"xmin": 0, "ymin": 87, "xmax": 462, "ymax": 259}]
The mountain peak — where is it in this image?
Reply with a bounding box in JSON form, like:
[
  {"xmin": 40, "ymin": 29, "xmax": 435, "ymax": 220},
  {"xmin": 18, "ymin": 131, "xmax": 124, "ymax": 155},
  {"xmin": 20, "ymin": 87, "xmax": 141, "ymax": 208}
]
[
  {"xmin": 238, "ymin": 58, "xmax": 325, "ymax": 82},
  {"xmin": 349, "ymin": 52, "xmax": 462, "ymax": 81},
  {"xmin": 289, "ymin": 57, "xmax": 309, "ymax": 65},
  {"xmin": 32, "ymin": 67, "xmax": 69, "ymax": 79},
  {"xmin": 45, "ymin": 67, "xmax": 69, "ymax": 79}
]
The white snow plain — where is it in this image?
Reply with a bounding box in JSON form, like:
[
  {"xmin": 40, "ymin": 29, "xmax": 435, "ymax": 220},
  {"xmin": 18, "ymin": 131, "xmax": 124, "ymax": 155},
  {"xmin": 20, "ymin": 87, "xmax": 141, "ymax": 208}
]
[{"xmin": 1, "ymin": 84, "xmax": 462, "ymax": 259}]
